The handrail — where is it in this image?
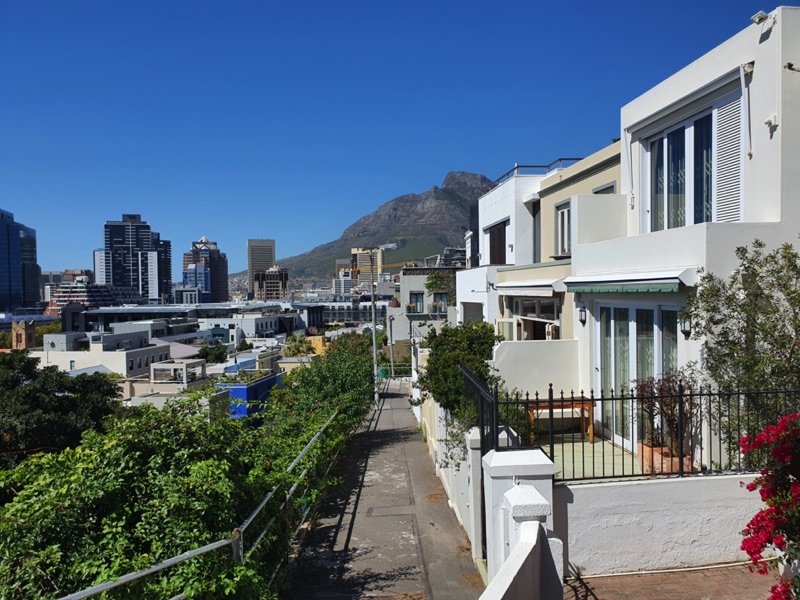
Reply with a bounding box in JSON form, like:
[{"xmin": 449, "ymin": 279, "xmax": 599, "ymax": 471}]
[
  {"xmin": 58, "ymin": 409, "xmax": 342, "ymax": 600},
  {"xmin": 483, "ymin": 159, "xmax": 584, "ymax": 193}
]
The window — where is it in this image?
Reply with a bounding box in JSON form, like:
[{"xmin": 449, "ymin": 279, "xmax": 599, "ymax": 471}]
[
  {"xmin": 485, "ymin": 221, "xmax": 508, "ymax": 265},
  {"xmin": 433, "ymin": 292, "xmax": 448, "ymax": 307},
  {"xmin": 593, "ymin": 182, "xmax": 616, "ymax": 194},
  {"xmin": 646, "ymin": 94, "xmax": 741, "ymax": 231},
  {"xmin": 555, "ymin": 201, "xmax": 571, "ymax": 257},
  {"xmin": 409, "ymin": 292, "xmax": 423, "ymax": 312}
]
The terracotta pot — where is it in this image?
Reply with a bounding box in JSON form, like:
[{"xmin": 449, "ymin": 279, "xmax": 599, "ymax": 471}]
[{"xmin": 637, "ymin": 441, "xmax": 694, "ymax": 474}]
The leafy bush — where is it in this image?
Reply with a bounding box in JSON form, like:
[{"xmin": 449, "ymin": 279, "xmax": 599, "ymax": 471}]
[{"xmin": 0, "ymin": 333, "xmax": 374, "ymax": 598}]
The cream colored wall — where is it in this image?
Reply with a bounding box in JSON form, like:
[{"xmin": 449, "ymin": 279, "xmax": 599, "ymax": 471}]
[{"xmin": 538, "ymin": 143, "xmax": 621, "ymax": 262}]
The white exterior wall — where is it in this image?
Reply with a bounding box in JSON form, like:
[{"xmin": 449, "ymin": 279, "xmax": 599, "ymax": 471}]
[
  {"xmin": 492, "ymin": 340, "xmax": 579, "ymax": 394},
  {"xmin": 553, "ymin": 475, "xmax": 760, "ymax": 576},
  {"xmin": 479, "ymin": 175, "xmax": 544, "ymax": 267},
  {"xmin": 456, "ymin": 265, "xmax": 500, "ymax": 325},
  {"xmin": 32, "ymin": 343, "xmax": 168, "ymax": 377},
  {"xmin": 620, "ymin": 7, "xmax": 800, "ymax": 242}
]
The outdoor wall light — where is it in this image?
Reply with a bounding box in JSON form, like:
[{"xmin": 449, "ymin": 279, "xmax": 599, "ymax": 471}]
[
  {"xmin": 751, "ymin": 10, "xmax": 768, "ymax": 24},
  {"xmin": 578, "ymin": 306, "xmax": 587, "ymax": 326},
  {"xmin": 680, "ymin": 316, "xmax": 692, "ymax": 338}
]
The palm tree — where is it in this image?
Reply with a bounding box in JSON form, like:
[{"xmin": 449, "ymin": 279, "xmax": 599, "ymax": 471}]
[{"xmin": 282, "ymin": 333, "xmax": 315, "ymax": 357}]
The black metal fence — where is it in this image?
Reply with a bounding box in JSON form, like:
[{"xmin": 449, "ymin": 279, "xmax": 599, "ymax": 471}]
[{"xmin": 461, "ymin": 365, "xmax": 800, "ymax": 482}]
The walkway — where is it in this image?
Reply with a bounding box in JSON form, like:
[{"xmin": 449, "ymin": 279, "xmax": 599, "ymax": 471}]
[
  {"xmin": 562, "ymin": 563, "xmax": 774, "ymax": 599},
  {"xmin": 281, "ymin": 379, "xmax": 483, "ymax": 600}
]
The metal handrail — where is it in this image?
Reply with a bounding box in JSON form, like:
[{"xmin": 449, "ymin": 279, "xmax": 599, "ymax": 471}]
[{"xmin": 58, "ymin": 409, "xmax": 342, "ymax": 600}]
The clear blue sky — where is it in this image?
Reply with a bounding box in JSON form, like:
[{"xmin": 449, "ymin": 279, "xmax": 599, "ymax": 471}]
[{"xmin": 0, "ymin": 0, "xmax": 774, "ymax": 276}]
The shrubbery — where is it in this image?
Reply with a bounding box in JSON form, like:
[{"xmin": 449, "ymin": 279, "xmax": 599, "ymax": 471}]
[{"xmin": 0, "ymin": 333, "xmax": 374, "ymax": 598}]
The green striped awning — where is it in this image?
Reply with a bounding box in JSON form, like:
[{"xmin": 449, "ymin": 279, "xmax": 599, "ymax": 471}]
[
  {"xmin": 566, "ymin": 282, "xmax": 679, "ymax": 293},
  {"xmin": 564, "ymin": 268, "xmax": 697, "ymax": 294}
]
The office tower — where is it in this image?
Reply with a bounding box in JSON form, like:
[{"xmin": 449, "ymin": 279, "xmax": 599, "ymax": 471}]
[
  {"xmin": 19, "ymin": 225, "xmax": 41, "ymax": 306},
  {"xmin": 247, "ymin": 239, "xmax": 276, "ymax": 296},
  {"xmin": 351, "ymin": 247, "xmax": 384, "ymax": 288},
  {"xmin": 253, "ymin": 266, "xmax": 288, "ymax": 300},
  {"xmin": 0, "ymin": 210, "xmax": 41, "ymax": 311},
  {"xmin": 182, "ymin": 236, "xmax": 229, "ymax": 302},
  {"xmin": 97, "ymin": 214, "xmax": 171, "ymax": 305}
]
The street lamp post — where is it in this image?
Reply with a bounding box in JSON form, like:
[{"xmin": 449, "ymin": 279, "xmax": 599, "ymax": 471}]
[
  {"xmin": 368, "ymin": 243, "xmax": 396, "ymax": 407},
  {"xmin": 388, "ymin": 315, "xmax": 395, "ymax": 378}
]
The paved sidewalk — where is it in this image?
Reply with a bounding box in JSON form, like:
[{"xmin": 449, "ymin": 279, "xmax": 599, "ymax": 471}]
[
  {"xmin": 281, "ymin": 380, "xmax": 484, "ymax": 600},
  {"xmin": 563, "ymin": 563, "xmax": 774, "ymax": 599}
]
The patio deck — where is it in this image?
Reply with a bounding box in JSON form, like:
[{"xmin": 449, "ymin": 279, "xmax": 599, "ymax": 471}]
[{"xmin": 551, "ymin": 435, "xmax": 643, "ymax": 481}]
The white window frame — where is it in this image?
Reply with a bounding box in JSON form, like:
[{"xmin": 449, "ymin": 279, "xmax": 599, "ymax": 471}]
[
  {"xmin": 554, "ymin": 200, "xmax": 571, "ymax": 258},
  {"xmin": 641, "ymin": 91, "xmax": 741, "ymax": 233}
]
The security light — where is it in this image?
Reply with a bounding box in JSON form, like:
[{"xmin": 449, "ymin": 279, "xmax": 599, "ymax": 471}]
[
  {"xmin": 751, "ymin": 11, "xmax": 768, "ymax": 24},
  {"xmin": 578, "ymin": 306, "xmax": 587, "ymax": 327}
]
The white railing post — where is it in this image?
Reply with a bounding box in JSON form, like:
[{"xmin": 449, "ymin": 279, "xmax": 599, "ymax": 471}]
[
  {"xmin": 482, "ymin": 449, "xmax": 555, "ymax": 581},
  {"xmin": 467, "ymin": 427, "xmax": 483, "ymax": 562}
]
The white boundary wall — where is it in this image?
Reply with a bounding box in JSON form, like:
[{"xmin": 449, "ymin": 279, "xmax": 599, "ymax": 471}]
[{"xmin": 552, "ymin": 474, "xmax": 761, "ymax": 576}]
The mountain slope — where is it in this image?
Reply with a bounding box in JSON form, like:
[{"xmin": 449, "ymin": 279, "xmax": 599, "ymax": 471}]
[{"xmin": 276, "ymin": 171, "xmax": 490, "ymax": 280}]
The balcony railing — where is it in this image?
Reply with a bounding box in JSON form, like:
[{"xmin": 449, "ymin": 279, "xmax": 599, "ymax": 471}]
[
  {"xmin": 405, "ymin": 304, "xmax": 447, "ymax": 315},
  {"xmin": 462, "ymin": 365, "xmax": 800, "ymax": 483}
]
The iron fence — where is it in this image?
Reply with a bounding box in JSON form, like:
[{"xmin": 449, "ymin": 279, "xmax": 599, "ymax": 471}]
[{"xmin": 462, "ymin": 365, "xmax": 800, "ymax": 483}]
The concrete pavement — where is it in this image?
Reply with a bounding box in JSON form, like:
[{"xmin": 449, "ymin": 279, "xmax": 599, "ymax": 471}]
[{"xmin": 281, "ymin": 379, "xmax": 484, "ymax": 600}]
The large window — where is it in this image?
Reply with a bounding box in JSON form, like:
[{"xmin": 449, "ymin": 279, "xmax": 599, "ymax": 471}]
[
  {"xmin": 646, "ymin": 94, "xmax": 741, "ymax": 231},
  {"xmin": 486, "ymin": 221, "xmax": 508, "ymax": 265}
]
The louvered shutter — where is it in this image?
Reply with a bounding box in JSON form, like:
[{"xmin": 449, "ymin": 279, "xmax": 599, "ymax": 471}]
[{"xmin": 715, "ymin": 96, "xmax": 742, "ymax": 222}]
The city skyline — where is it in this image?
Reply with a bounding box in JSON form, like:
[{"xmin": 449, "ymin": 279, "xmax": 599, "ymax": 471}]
[{"xmin": 0, "ymin": 0, "xmax": 771, "ymax": 274}]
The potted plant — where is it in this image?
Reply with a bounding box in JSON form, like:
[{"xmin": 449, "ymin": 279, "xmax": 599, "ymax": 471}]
[
  {"xmin": 634, "ymin": 368, "xmax": 699, "ymax": 474},
  {"xmin": 431, "ymin": 300, "xmax": 443, "ymax": 314},
  {"xmin": 390, "ymin": 297, "xmax": 400, "ymax": 308},
  {"xmin": 406, "ymin": 303, "xmax": 417, "ymax": 314}
]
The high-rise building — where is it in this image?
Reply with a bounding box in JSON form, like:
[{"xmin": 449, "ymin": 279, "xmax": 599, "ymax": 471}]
[
  {"xmin": 0, "ymin": 210, "xmax": 41, "ymax": 310},
  {"xmin": 182, "ymin": 236, "xmax": 228, "ymax": 302},
  {"xmin": 247, "ymin": 239, "xmax": 276, "ymax": 296},
  {"xmin": 96, "ymin": 214, "xmax": 171, "ymax": 305},
  {"xmin": 351, "ymin": 247, "xmax": 384, "ymax": 288},
  {"xmin": 253, "ymin": 266, "xmax": 288, "ymax": 300}
]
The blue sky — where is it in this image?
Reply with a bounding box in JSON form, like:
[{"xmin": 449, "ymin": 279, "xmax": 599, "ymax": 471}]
[{"xmin": 0, "ymin": 0, "xmax": 773, "ymax": 275}]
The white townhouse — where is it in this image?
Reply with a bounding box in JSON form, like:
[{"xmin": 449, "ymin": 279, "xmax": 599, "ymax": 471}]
[{"xmin": 561, "ymin": 6, "xmax": 800, "ymax": 449}]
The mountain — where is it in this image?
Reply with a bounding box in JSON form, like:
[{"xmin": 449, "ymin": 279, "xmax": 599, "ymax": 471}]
[{"xmin": 273, "ymin": 171, "xmax": 491, "ymax": 280}]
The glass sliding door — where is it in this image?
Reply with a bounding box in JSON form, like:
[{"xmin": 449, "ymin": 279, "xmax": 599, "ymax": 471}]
[
  {"xmin": 598, "ymin": 306, "xmax": 633, "ymax": 448},
  {"xmin": 597, "ymin": 305, "xmax": 675, "ymax": 451},
  {"xmin": 661, "ymin": 309, "xmax": 678, "ymax": 374}
]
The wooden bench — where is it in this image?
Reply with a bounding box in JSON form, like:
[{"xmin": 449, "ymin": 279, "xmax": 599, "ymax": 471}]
[{"xmin": 527, "ymin": 398, "xmax": 595, "ymax": 443}]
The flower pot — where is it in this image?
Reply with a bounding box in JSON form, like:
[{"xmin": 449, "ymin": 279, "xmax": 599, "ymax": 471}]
[{"xmin": 637, "ymin": 442, "xmax": 694, "ymax": 474}]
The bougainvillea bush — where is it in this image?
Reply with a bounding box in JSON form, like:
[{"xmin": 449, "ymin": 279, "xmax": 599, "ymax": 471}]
[{"xmin": 741, "ymin": 413, "xmax": 800, "ymax": 600}]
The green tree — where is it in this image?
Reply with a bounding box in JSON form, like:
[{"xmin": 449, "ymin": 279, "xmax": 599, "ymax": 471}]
[
  {"xmin": 685, "ymin": 239, "xmax": 800, "ymax": 391},
  {"xmin": 198, "ymin": 344, "xmax": 228, "ymax": 364},
  {"xmin": 282, "ymin": 333, "xmax": 315, "ymax": 357},
  {"xmin": 417, "ymin": 321, "xmax": 500, "ymax": 413},
  {"xmin": 35, "ymin": 320, "xmax": 62, "ymax": 347},
  {"xmin": 0, "ymin": 336, "xmax": 375, "ymax": 598},
  {"xmin": 416, "ymin": 322, "xmax": 501, "ymax": 465},
  {"xmin": 0, "ymin": 351, "xmax": 121, "ymax": 469},
  {"xmin": 425, "ymin": 271, "xmax": 456, "ymax": 303},
  {"xmin": 236, "ymin": 339, "xmax": 253, "ymax": 352}
]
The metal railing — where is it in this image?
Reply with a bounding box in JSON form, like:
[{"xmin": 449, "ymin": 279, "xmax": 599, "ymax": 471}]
[
  {"xmin": 483, "ymin": 159, "xmax": 583, "ymax": 193},
  {"xmin": 462, "ymin": 365, "xmax": 800, "ymax": 483},
  {"xmin": 59, "ymin": 410, "xmax": 342, "ymax": 600}
]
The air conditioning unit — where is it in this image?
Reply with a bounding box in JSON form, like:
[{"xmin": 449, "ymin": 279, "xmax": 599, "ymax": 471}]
[{"xmin": 545, "ymin": 323, "xmax": 559, "ymax": 340}]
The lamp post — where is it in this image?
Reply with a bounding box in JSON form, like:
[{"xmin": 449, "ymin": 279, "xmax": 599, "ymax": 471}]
[
  {"xmin": 368, "ymin": 243, "xmax": 396, "ymax": 406},
  {"xmin": 388, "ymin": 315, "xmax": 395, "ymax": 378}
]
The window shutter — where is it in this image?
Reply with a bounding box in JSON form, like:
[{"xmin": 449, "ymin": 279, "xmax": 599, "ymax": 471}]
[{"xmin": 715, "ymin": 96, "xmax": 742, "ymax": 222}]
